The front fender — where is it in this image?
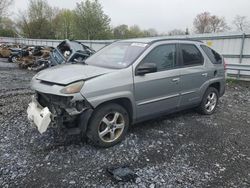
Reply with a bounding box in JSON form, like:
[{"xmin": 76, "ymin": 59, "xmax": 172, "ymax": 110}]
[
  {"xmin": 85, "ymin": 91, "xmax": 136, "ymax": 121},
  {"xmin": 81, "ymin": 67, "xmax": 136, "ymax": 120}
]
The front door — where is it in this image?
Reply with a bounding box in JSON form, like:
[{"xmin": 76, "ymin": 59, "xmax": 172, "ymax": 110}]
[{"xmin": 133, "ymin": 43, "xmax": 181, "ymax": 120}]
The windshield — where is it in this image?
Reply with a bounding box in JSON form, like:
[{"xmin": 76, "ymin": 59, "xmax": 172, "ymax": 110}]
[{"xmin": 85, "ymin": 42, "xmax": 148, "ymax": 69}]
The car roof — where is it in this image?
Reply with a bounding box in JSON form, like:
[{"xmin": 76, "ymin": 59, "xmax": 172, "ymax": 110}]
[
  {"xmin": 67, "ymin": 40, "xmax": 84, "ymax": 51},
  {"xmin": 120, "ymin": 36, "xmax": 203, "ymax": 44}
]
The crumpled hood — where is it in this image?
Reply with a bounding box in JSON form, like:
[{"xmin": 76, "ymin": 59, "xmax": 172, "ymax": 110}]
[{"xmin": 35, "ymin": 64, "xmax": 113, "ymax": 85}]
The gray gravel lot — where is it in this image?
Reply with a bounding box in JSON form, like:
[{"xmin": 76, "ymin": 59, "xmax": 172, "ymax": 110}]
[{"xmin": 0, "ymin": 59, "xmax": 250, "ymax": 188}]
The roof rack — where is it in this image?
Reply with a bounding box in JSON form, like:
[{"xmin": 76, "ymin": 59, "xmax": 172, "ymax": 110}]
[{"xmin": 149, "ymin": 38, "xmax": 204, "ymax": 44}]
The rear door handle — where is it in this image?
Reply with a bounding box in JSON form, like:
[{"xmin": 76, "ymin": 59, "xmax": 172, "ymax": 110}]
[
  {"xmin": 172, "ymin": 78, "xmax": 180, "ymax": 82},
  {"xmin": 202, "ymin": 73, "xmax": 208, "ymax": 77}
]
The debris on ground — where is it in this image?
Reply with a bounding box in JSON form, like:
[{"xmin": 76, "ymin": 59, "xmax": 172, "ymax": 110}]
[
  {"xmin": 16, "ymin": 46, "xmax": 53, "ymax": 69},
  {"xmin": 107, "ymin": 165, "xmax": 138, "ymax": 182}
]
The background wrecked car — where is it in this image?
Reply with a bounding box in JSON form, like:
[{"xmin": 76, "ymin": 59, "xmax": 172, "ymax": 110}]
[{"xmin": 32, "ymin": 40, "xmax": 95, "ymax": 71}]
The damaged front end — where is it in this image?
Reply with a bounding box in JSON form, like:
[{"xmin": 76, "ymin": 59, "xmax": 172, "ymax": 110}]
[
  {"xmin": 28, "ymin": 91, "xmax": 93, "ymax": 135},
  {"xmin": 27, "ymin": 63, "xmax": 113, "ymax": 135}
]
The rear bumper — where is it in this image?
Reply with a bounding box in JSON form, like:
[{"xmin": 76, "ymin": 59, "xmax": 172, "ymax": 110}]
[
  {"xmin": 220, "ymin": 84, "xmax": 226, "ymax": 97},
  {"xmin": 27, "ymin": 96, "xmax": 52, "ymax": 134},
  {"xmin": 219, "ymin": 78, "xmax": 226, "ymax": 97}
]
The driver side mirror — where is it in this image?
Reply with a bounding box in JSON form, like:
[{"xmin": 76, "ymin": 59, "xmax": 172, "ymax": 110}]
[{"xmin": 136, "ymin": 63, "xmax": 157, "ymax": 76}]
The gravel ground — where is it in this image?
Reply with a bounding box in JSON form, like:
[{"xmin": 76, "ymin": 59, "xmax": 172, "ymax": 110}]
[{"xmin": 0, "ymin": 59, "xmax": 250, "ymax": 188}]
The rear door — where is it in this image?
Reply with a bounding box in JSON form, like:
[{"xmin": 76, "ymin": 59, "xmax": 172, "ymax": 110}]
[
  {"xmin": 133, "ymin": 43, "xmax": 181, "ymax": 120},
  {"xmin": 200, "ymin": 45, "xmax": 225, "ymax": 78},
  {"xmin": 178, "ymin": 43, "xmax": 210, "ymax": 107}
]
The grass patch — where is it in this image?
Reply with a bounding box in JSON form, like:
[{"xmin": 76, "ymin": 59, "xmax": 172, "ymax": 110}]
[{"xmin": 226, "ymin": 78, "xmax": 239, "ymax": 85}]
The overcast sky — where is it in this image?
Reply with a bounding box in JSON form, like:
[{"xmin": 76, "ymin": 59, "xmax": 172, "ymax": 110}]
[{"xmin": 12, "ymin": 0, "xmax": 250, "ymax": 33}]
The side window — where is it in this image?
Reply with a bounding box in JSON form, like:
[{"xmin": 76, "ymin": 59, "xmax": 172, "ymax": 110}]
[
  {"xmin": 141, "ymin": 44, "xmax": 177, "ymax": 71},
  {"xmin": 180, "ymin": 44, "xmax": 203, "ymax": 66},
  {"xmin": 201, "ymin": 45, "xmax": 222, "ymax": 64}
]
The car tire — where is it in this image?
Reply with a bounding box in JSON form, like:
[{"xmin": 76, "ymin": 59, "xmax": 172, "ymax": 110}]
[
  {"xmin": 8, "ymin": 55, "xmax": 18, "ymax": 63},
  {"xmin": 198, "ymin": 87, "xmax": 219, "ymax": 115},
  {"xmin": 87, "ymin": 103, "xmax": 129, "ymax": 148},
  {"xmin": 8, "ymin": 56, "xmax": 12, "ymax": 62}
]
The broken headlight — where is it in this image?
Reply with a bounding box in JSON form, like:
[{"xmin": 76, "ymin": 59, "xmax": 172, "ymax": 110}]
[{"xmin": 60, "ymin": 81, "xmax": 84, "ymax": 94}]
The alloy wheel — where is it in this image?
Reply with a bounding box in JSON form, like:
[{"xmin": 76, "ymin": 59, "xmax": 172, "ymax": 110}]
[
  {"xmin": 205, "ymin": 92, "xmax": 217, "ymax": 113},
  {"xmin": 98, "ymin": 112, "xmax": 125, "ymax": 143}
]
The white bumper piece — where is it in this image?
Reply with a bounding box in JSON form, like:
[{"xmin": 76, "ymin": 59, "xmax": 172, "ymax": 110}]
[{"xmin": 27, "ymin": 99, "xmax": 52, "ymax": 134}]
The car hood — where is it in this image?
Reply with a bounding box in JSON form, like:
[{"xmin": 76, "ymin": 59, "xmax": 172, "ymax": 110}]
[{"xmin": 35, "ymin": 64, "xmax": 114, "ymax": 85}]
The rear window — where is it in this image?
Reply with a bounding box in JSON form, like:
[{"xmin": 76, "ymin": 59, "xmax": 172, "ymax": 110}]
[
  {"xmin": 201, "ymin": 45, "xmax": 222, "ymax": 64},
  {"xmin": 180, "ymin": 44, "xmax": 204, "ymax": 66}
]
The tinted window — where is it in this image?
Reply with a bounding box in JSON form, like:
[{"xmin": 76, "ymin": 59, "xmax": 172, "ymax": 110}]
[
  {"xmin": 201, "ymin": 45, "xmax": 222, "ymax": 64},
  {"xmin": 141, "ymin": 44, "xmax": 177, "ymax": 71},
  {"xmin": 180, "ymin": 44, "xmax": 203, "ymax": 66}
]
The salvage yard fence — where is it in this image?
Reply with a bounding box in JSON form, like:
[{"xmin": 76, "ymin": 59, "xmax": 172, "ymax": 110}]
[{"xmin": 1, "ymin": 32, "xmax": 250, "ymax": 80}]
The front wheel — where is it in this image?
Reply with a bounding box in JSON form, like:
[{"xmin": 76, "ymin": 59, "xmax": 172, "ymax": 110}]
[
  {"xmin": 87, "ymin": 103, "xmax": 129, "ymax": 148},
  {"xmin": 8, "ymin": 55, "xmax": 18, "ymax": 63},
  {"xmin": 198, "ymin": 87, "xmax": 219, "ymax": 115}
]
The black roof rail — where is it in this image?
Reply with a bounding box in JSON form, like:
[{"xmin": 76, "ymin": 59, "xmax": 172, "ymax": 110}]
[{"xmin": 149, "ymin": 38, "xmax": 204, "ymax": 44}]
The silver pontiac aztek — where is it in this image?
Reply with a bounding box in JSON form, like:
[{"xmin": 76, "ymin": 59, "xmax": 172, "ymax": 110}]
[{"xmin": 27, "ymin": 38, "xmax": 226, "ymax": 147}]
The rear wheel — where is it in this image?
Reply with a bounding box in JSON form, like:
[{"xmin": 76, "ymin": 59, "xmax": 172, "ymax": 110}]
[
  {"xmin": 87, "ymin": 103, "xmax": 129, "ymax": 147},
  {"xmin": 198, "ymin": 87, "xmax": 219, "ymax": 115}
]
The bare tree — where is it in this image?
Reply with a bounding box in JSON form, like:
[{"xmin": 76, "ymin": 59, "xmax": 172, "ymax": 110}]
[
  {"xmin": 210, "ymin": 16, "xmax": 229, "ymax": 33},
  {"xmin": 17, "ymin": 11, "xmax": 31, "ymax": 37},
  {"xmin": 193, "ymin": 12, "xmax": 212, "ymax": 33},
  {"xmin": 17, "ymin": 0, "xmax": 56, "ymax": 38},
  {"xmin": 233, "ymin": 15, "xmax": 250, "ymax": 31},
  {"xmin": 0, "ymin": 0, "xmax": 13, "ymax": 18},
  {"xmin": 28, "ymin": 0, "xmax": 53, "ymax": 21},
  {"xmin": 193, "ymin": 12, "xmax": 229, "ymax": 34},
  {"xmin": 53, "ymin": 9, "xmax": 74, "ymax": 39},
  {"xmin": 168, "ymin": 29, "xmax": 186, "ymax": 36}
]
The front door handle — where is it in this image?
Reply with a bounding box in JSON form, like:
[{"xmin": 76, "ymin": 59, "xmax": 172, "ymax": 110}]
[
  {"xmin": 172, "ymin": 78, "xmax": 180, "ymax": 82},
  {"xmin": 202, "ymin": 73, "xmax": 208, "ymax": 77}
]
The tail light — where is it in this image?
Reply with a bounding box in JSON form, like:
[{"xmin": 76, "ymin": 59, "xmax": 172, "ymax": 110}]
[{"xmin": 223, "ymin": 58, "xmax": 227, "ymax": 70}]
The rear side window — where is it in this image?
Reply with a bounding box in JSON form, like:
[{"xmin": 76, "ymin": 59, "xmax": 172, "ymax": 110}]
[
  {"xmin": 141, "ymin": 44, "xmax": 177, "ymax": 71},
  {"xmin": 201, "ymin": 45, "xmax": 222, "ymax": 64},
  {"xmin": 180, "ymin": 44, "xmax": 203, "ymax": 66}
]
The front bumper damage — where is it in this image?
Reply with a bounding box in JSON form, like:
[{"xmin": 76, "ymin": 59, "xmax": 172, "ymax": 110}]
[
  {"xmin": 27, "ymin": 92, "xmax": 93, "ymax": 134},
  {"xmin": 27, "ymin": 96, "xmax": 52, "ymax": 134}
]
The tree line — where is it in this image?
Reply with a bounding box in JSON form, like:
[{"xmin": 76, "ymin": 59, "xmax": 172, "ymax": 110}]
[{"xmin": 0, "ymin": 0, "xmax": 250, "ymax": 39}]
